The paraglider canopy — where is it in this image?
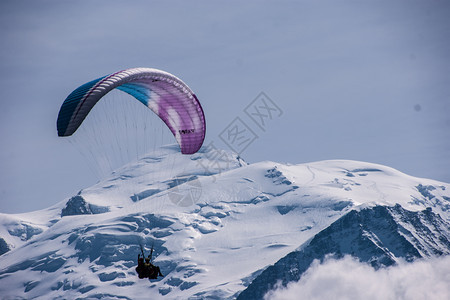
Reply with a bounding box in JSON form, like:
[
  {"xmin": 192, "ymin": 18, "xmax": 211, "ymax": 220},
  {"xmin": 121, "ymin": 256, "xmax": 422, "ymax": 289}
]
[{"xmin": 57, "ymin": 68, "xmax": 206, "ymax": 154}]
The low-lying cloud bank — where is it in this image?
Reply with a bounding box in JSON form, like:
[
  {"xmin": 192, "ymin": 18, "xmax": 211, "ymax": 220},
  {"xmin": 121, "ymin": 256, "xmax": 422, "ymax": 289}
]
[{"xmin": 264, "ymin": 255, "xmax": 450, "ymax": 300}]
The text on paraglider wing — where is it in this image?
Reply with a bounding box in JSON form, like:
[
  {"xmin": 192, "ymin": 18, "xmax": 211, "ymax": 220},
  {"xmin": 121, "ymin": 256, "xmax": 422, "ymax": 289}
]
[{"xmin": 179, "ymin": 129, "xmax": 195, "ymax": 134}]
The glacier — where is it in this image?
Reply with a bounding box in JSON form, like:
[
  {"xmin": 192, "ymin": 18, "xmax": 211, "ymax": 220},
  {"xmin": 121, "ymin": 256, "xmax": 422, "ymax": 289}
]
[{"xmin": 0, "ymin": 146, "xmax": 449, "ymax": 299}]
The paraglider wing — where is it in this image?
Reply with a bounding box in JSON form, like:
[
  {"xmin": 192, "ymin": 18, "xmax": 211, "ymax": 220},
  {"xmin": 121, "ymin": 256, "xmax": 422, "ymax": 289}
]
[{"xmin": 57, "ymin": 68, "xmax": 206, "ymax": 154}]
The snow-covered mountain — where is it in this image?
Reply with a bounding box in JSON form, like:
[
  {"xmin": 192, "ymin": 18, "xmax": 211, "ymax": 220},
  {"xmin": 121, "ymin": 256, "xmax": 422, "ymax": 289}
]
[{"xmin": 0, "ymin": 146, "xmax": 449, "ymax": 299}]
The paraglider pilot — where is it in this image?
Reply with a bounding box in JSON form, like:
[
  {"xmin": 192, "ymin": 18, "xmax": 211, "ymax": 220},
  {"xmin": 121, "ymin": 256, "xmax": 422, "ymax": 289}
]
[
  {"xmin": 136, "ymin": 246, "xmax": 164, "ymax": 279},
  {"xmin": 136, "ymin": 254, "xmax": 146, "ymax": 279}
]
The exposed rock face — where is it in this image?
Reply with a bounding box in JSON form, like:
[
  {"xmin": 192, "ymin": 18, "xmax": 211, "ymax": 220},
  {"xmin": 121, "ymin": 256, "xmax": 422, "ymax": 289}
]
[
  {"xmin": 0, "ymin": 237, "xmax": 9, "ymax": 255},
  {"xmin": 61, "ymin": 195, "xmax": 108, "ymax": 217},
  {"xmin": 238, "ymin": 205, "xmax": 450, "ymax": 300}
]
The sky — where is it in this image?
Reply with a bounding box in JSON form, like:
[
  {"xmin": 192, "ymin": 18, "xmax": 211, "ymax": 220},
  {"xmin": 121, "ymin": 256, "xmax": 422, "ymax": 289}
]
[{"xmin": 1, "ymin": 0, "xmax": 449, "ymax": 213}]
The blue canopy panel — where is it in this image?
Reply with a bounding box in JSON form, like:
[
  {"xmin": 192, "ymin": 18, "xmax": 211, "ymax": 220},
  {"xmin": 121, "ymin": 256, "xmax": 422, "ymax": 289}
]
[
  {"xmin": 57, "ymin": 76, "xmax": 106, "ymax": 137},
  {"xmin": 116, "ymin": 83, "xmax": 150, "ymax": 106}
]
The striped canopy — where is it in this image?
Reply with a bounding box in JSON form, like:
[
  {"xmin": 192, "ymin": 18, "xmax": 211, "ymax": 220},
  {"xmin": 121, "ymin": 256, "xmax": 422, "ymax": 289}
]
[{"xmin": 57, "ymin": 68, "xmax": 206, "ymax": 154}]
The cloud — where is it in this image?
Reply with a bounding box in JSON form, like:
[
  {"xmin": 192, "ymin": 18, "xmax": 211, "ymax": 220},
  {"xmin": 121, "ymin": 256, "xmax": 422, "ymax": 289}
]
[{"xmin": 264, "ymin": 255, "xmax": 450, "ymax": 300}]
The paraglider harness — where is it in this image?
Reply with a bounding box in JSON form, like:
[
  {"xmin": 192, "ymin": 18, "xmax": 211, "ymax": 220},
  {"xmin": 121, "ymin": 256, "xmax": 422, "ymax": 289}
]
[{"xmin": 136, "ymin": 244, "xmax": 163, "ymax": 279}]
